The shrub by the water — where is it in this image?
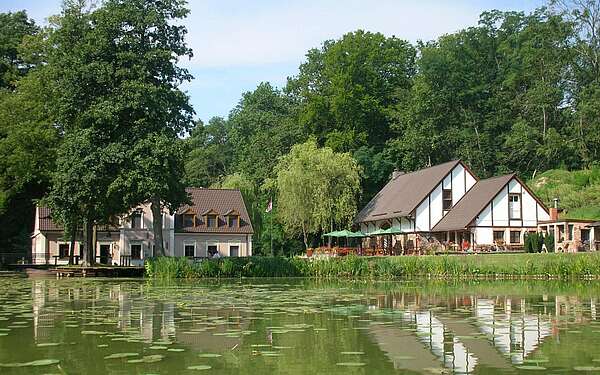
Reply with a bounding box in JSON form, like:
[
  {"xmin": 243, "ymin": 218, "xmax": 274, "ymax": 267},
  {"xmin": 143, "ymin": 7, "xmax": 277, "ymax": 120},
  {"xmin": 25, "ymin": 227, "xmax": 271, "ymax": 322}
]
[{"xmin": 145, "ymin": 253, "xmax": 600, "ymax": 279}]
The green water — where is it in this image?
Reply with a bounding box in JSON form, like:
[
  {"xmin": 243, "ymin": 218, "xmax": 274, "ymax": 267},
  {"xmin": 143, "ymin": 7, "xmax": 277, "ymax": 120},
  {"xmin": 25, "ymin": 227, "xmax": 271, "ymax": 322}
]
[{"xmin": 1, "ymin": 277, "xmax": 600, "ymax": 374}]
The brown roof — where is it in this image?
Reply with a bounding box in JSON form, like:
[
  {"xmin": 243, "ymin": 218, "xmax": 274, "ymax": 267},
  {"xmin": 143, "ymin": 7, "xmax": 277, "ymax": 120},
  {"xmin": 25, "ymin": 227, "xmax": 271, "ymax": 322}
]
[
  {"xmin": 38, "ymin": 207, "xmax": 63, "ymax": 231},
  {"xmin": 432, "ymin": 174, "xmax": 515, "ymax": 232},
  {"xmin": 175, "ymin": 188, "xmax": 253, "ymax": 234},
  {"xmin": 355, "ymin": 160, "xmax": 462, "ymax": 223}
]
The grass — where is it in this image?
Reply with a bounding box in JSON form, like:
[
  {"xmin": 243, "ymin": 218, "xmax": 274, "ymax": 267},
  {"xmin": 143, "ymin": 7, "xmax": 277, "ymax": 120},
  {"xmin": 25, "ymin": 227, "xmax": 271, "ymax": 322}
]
[
  {"xmin": 529, "ymin": 167, "xmax": 600, "ymax": 220},
  {"xmin": 145, "ymin": 253, "xmax": 600, "ymax": 280}
]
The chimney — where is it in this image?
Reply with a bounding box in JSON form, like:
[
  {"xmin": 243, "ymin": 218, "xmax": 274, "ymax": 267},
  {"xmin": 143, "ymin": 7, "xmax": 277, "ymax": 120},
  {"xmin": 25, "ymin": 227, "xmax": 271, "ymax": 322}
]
[
  {"xmin": 550, "ymin": 197, "xmax": 560, "ymax": 221},
  {"xmin": 391, "ymin": 169, "xmax": 404, "ymax": 180}
]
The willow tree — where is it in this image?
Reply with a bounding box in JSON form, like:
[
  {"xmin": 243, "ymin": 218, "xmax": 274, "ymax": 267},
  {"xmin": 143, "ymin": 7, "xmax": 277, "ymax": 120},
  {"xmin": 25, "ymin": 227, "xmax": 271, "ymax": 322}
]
[{"xmin": 272, "ymin": 140, "xmax": 361, "ymax": 249}]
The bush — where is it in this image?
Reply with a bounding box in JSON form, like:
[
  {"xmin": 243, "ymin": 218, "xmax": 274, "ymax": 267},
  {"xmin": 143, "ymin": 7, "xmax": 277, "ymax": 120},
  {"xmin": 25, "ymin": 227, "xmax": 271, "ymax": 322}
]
[{"xmin": 145, "ymin": 253, "xmax": 600, "ymax": 279}]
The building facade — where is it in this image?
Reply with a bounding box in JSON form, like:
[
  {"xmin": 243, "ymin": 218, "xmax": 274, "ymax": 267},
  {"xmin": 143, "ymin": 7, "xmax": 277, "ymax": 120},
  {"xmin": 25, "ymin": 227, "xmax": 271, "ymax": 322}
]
[
  {"xmin": 31, "ymin": 188, "xmax": 253, "ymax": 265},
  {"xmin": 355, "ymin": 160, "xmax": 551, "ymax": 252}
]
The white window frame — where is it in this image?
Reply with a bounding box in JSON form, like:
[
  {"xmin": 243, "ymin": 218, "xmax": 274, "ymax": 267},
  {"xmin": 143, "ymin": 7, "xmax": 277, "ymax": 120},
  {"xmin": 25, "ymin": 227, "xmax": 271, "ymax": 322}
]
[
  {"xmin": 131, "ymin": 210, "xmax": 144, "ymax": 229},
  {"xmin": 206, "ymin": 242, "xmax": 219, "ymax": 257},
  {"xmin": 183, "ymin": 241, "xmax": 196, "ymax": 257},
  {"xmin": 229, "ymin": 243, "xmax": 241, "ymax": 257},
  {"xmin": 130, "ymin": 242, "xmax": 143, "ymax": 260}
]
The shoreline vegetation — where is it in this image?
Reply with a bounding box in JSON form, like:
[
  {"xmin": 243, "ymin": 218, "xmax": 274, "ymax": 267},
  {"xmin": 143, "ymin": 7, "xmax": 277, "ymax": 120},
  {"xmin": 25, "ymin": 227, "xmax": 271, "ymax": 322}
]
[{"xmin": 145, "ymin": 253, "xmax": 600, "ymax": 280}]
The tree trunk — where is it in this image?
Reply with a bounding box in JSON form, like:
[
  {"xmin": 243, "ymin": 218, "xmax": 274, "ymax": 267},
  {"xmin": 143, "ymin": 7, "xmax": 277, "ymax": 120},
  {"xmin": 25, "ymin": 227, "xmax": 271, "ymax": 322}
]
[
  {"xmin": 83, "ymin": 218, "xmax": 93, "ymax": 266},
  {"xmin": 69, "ymin": 228, "xmax": 76, "ymax": 265},
  {"xmin": 151, "ymin": 196, "xmax": 165, "ymax": 257},
  {"xmin": 301, "ymin": 222, "xmax": 309, "ymax": 250},
  {"xmin": 91, "ymin": 224, "xmax": 97, "ymax": 266}
]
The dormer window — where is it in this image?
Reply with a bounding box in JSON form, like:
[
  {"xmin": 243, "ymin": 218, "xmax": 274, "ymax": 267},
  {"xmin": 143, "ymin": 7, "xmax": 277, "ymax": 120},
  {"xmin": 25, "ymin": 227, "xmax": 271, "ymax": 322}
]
[
  {"xmin": 183, "ymin": 214, "xmax": 195, "ymax": 227},
  {"xmin": 225, "ymin": 209, "xmax": 240, "ymax": 228},
  {"xmin": 202, "ymin": 209, "xmax": 219, "ymax": 228},
  {"xmin": 228, "ymin": 215, "xmax": 239, "ymax": 228},
  {"xmin": 206, "ymin": 215, "xmax": 217, "ymax": 227}
]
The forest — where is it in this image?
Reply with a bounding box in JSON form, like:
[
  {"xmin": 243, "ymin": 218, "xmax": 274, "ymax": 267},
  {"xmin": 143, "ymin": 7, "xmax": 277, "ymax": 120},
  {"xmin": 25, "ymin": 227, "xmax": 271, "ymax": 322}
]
[{"xmin": 0, "ymin": 0, "xmax": 599, "ymax": 257}]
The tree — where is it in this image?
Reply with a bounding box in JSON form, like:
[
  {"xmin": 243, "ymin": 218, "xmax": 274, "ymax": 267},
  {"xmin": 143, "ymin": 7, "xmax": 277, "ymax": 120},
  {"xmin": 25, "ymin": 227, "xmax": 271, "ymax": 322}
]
[
  {"xmin": 273, "ymin": 140, "xmax": 361, "ymax": 249},
  {"xmin": 45, "ymin": 0, "xmax": 194, "ymax": 263},
  {"xmin": 0, "ymin": 11, "xmax": 39, "ymax": 90},
  {"xmin": 287, "ymin": 30, "xmax": 416, "ymax": 152},
  {"xmin": 228, "ymin": 82, "xmax": 304, "ymax": 186},
  {"xmin": 115, "ymin": 134, "xmax": 190, "ymax": 257},
  {"xmin": 185, "ymin": 117, "xmax": 233, "ymax": 188}
]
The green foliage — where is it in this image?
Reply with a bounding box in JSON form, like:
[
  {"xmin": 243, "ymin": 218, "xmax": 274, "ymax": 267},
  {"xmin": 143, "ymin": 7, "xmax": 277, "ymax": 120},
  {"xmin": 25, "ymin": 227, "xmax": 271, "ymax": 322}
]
[
  {"xmin": 0, "ymin": 11, "xmax": 39, "ymax": 89},
  {"xmin": 184, "ymin": 117, "xmax": 233, "ymax": 188},
  {"xmin": 524, "ymin": 232, "xmax": 544, "ymax": 253},
  {"xmin": 147, "ymin": 253, "xmax": 600, "ymax": 279},
  {"xmin": 545, "ymin": 233, "xmax": 556, "ymax": 252},
  {"xmin": 529, "ymin": 167, "xmax": 600, "ymax": 219},
  {"xmin": 273, "ymin": 140, "xmax": 362, "ymax": 249}
]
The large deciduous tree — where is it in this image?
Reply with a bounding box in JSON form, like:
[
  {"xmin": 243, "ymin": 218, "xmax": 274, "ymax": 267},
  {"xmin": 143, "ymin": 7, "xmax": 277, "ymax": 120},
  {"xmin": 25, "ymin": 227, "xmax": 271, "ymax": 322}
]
[
  {"xmin": 272, "ymin": 140, "xmax": 361, "ymax": 249},
  {"xmin": 46, "ymin": 0, "xmax": 194, "ymax": 263}
]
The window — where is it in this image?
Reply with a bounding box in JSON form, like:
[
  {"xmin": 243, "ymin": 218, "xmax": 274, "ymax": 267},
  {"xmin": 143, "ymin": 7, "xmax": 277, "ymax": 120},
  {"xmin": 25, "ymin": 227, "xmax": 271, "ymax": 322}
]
[
  {"xmin": 59, "ymin": 244, "xmax": 69, "ymax": 259},
  {"xmin": 509, "ymin": 194, "xmax": 521, "ymax": 219},
  {"xmin": 207, "ymin": 245, "xmax": 218, "ymax": 257},
  {"xmin": 510, "ymin": 231, "xmax": 521, "ymax": 244},
  {"xmin": 568, "ymin": 224, "xmax": 574, "ymax": 240},
  {"xmin": 230, "ymin": 245, "xmax": 239, "ymax": 257},
  {"xmin": 131, "ymin": 212, "xmax": 142, "ymax": 229},
  {"xmin": 493, "ymin": 231, "xmax": 505, "ymax": 243},
  {"xmin": 206, "ymin": 215, "xmax": 217, "ymax": 228},
  {"xmin": 131, "ymin": 244, "xmax": 142, "ymax": 260},
  {"xmin": 183, "ymin": 214, "xmax": 195, "ymax": 227},
  {"xmin": 184, "ymin": 244, "xmax": 195, "ymax": 257},
  {"xmin": 442, "ymin": 189, "xmax": 452, "ymax": 211},
  {"xmin": 228, "ymin": 215, "xmax": 239, "ymax": 228}
]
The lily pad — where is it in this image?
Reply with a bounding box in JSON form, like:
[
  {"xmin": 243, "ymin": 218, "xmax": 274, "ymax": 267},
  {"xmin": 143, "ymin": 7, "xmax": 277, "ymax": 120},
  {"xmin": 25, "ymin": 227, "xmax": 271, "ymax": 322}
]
[
  {"xmin": 188, "ymin": 365, "xmax": 212, "ymax": 370},
  {"xmin": 104, "ymin": 352, "xmax": 139, "ymax": 360},
  {"xmin": 336, "ymin": 362, "xmax": 366, "ymax": 366}
]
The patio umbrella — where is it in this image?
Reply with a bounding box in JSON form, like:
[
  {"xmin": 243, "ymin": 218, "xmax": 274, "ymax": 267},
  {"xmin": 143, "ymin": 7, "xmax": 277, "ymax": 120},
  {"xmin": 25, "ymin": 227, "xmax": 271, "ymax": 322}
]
[{"xmin": 368, "ymin": 227, "xmax": 394, "ymax": 236}]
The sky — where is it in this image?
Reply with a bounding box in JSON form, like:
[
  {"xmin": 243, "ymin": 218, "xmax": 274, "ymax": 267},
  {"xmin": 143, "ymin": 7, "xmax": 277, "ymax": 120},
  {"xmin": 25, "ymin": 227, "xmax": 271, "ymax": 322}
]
[{"xmin": 1, "ymin": 0, "xmax": 544, "ymax": 122}]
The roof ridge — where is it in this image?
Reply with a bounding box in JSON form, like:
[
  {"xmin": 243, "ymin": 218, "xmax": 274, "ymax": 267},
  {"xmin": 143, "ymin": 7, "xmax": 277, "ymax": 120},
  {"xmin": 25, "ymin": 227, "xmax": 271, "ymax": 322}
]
[
  {"xmin": 186, "ymin": 187, "xmax": 242, "ymax": 192},
  {"xmin": 394, "ymin": 159, "xmax": 460, "ymax": 180}
]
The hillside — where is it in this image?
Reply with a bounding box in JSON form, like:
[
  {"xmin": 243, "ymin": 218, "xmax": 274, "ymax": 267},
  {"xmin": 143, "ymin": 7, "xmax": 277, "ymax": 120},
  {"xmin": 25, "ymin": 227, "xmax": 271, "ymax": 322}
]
[{"xmin": 529, "ymin": 168, "xmax": 600, "ymax": 220}]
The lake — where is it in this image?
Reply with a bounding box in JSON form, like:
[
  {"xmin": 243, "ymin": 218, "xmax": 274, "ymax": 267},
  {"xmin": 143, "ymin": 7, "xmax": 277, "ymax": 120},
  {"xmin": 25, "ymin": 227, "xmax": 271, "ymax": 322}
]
[{"xmin": 1, "ymin": 276, "xmax": 600, "ymax": 374}]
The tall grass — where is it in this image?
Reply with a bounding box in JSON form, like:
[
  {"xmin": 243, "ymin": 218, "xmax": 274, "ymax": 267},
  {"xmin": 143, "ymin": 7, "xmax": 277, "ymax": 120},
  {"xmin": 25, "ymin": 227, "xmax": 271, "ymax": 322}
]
[{"xmin": 146, "ymin": 253, "xmax": 600, "ymax": 280}]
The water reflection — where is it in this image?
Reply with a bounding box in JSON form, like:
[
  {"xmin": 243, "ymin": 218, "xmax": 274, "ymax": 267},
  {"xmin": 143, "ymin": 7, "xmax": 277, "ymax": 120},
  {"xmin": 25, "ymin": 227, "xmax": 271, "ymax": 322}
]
[{"xmin": 1, "ymin": 278, "xmax": 599, "ymax": 374}]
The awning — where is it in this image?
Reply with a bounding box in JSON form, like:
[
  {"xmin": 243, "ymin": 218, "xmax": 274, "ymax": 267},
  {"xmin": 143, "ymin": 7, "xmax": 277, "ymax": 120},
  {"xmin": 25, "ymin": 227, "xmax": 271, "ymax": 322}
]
[
  {"xmin": 323, "ymin": 230, "xmax": 366, "ymax": 238},
  {"xmin": 368, "ymin": 227, "xmax": 394, "ymax": 236}
]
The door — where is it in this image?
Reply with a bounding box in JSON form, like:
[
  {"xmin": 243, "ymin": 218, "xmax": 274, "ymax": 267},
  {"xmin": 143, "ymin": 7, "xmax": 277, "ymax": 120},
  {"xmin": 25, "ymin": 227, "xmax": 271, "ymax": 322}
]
[{"xmin": 99, "ymin": 245, "xmax": 110, "ymax": 264}]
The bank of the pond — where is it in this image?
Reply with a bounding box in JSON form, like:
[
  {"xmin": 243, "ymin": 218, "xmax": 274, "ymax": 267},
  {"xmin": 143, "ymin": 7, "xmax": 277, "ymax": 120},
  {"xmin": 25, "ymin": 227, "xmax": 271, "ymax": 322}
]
[{"xmin": 145, "ymin": 252, "xmax": 600, "ymax": 279}]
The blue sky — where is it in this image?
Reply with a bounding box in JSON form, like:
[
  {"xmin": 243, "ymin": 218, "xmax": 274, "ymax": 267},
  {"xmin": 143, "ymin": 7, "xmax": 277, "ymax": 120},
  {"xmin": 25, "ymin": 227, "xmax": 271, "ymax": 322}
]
[{"xmin": 2, "ymin": 0, "xmax": 544, "ymax": 122}]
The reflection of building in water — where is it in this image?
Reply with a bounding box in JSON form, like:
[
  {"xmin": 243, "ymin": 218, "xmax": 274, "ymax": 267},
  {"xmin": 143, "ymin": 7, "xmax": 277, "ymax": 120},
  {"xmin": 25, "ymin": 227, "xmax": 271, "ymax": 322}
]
[
  {"xmin": 474, "ymin": 298, "xmax": 552, "ymax": 364},
  {"xmin": 365, "ymin": 291, "xmax": 600, "ymax": 373}
]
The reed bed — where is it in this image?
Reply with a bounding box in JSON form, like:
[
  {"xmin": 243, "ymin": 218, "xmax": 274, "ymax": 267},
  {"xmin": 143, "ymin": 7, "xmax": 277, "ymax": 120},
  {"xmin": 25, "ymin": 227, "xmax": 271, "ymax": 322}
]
[{"xmin": 145, "ymin": 253, "xmax": 600, "ymax": 280}]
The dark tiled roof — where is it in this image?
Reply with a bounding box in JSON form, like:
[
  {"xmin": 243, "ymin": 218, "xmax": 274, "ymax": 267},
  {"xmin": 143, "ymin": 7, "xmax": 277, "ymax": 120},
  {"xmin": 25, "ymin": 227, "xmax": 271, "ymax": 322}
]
[
  {"xmin": 175, "ymin": 188, "xmax": 254, "ymax": 234},
  {"xmin": 432, "ymin": 174, "xmax": 515, "ymax": 232},
  {"xmin": 39, "ymin": 207, "xmax": 63, "ymax": 231},
  {"xmin": 38, "ymin": 207, "xmax": 119, "ymax": 232},
  {"xmin": 355, "ymin": 160, "xmax": 462, "ymax": 223}
]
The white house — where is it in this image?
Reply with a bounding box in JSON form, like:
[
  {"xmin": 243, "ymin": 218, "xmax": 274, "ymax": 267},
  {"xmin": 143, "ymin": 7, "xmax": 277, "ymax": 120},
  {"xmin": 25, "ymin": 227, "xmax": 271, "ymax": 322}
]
[
  {"xmin": 355, "ymin": 160, "xmax": 550, "ymax": 252},
  {"xmin": 31, "ymin": 188, "xmax": 253, "ymax": 265}
]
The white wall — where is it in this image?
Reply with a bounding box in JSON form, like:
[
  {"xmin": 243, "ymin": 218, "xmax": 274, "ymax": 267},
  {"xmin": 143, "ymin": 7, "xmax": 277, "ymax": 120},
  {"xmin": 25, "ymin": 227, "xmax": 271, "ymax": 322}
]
[
  {"xmin": 474, "ymin": 227, "xmax": 493, "ymax": 246},
  {"xmin": 174, "ymin": 234, "xmax": 252, "ymax": 257},
  {"xmin": 416, "ymin": 198, "xmax": 430, "ymax": 232},
  {"xmin": 492, "ymin": 186, "xmax": 510, "ymax": 227},
  {"xmin": 414, "ymin": 162, "xmax": 478, "ymax": 231},
  {"xmin": 430, "ymin": 184, "xmax": 443, "ymax": 229}
]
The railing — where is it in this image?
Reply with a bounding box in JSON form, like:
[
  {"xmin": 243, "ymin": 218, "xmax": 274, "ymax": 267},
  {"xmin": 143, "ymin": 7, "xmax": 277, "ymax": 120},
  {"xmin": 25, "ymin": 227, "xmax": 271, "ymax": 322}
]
[
  {"xmin": 0, "ymin": 253, "xmax": 32, "ymax": 265},
  {"xmin": 119, "ymin": 255, "xmax": 132, "ymax": 267}
]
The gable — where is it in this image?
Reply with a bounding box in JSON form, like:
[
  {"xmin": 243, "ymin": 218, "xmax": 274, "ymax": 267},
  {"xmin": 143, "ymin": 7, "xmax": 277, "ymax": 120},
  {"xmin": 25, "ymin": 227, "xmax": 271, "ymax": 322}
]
[{"xmin": 355, "ymin": 160, "xmax": 463, "ymax": 223}]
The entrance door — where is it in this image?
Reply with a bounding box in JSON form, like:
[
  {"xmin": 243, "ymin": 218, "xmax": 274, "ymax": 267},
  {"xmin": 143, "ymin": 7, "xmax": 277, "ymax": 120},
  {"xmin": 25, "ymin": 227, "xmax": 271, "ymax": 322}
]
[{"xmin": 99, "ymin": 245, "xmax": 110, "ymax": 264}]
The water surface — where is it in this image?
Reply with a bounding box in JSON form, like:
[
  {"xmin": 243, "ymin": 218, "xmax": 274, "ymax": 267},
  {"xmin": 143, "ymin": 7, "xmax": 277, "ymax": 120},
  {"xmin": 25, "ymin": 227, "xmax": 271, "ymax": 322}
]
[{"xmin": 1, "ymin": 276, "xmax": 600, "ymax": 374}]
